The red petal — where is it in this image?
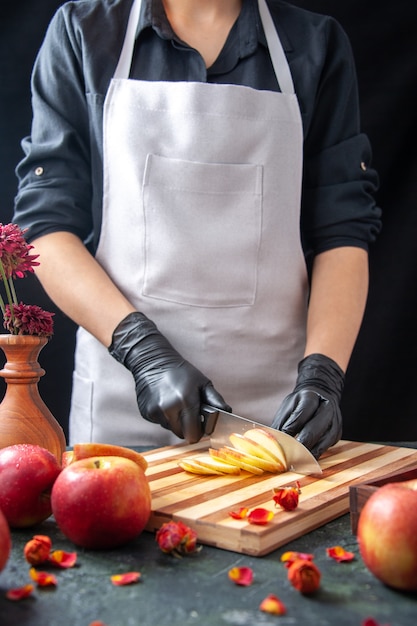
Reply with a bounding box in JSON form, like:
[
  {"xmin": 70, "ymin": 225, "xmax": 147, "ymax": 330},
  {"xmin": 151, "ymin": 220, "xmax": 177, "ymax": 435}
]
[
  {"xmin": 247, "ymin": 508, "xmax": 274, "ymax": 525},
  {"xmin": 89, "ymin": 622, "xmax": 109, "ymax": 626},
  {"xmin": 6, "ymin": 584, "xmax": 35, "ymax": 601},
  {"xmin": 259, "ymin": 594, "xmax": 287, "ymax": 615},
  {"xmin": 280, "ymin": 551, "xmax": 314, "ymax": 567},
  {"xmin": 110, "ymin": 572, "xmax": 141, "ymax": 586},
  {"xmin": 326, "ymin": 546, "xmax": 355, "ymax": 562},
  {"xmin": 29, "ymin": 567, "xmax": 57, "ymax": 587},
  {"xmin": 228, "ymin": 566, "xmax": 254, "ymax": 586},
  {"xmin": 228, "ymin": 507, "xmax": 249, "ymax": 520},
  {"xmin": 48, "ymin": 550, "xmax": 78, "ymax": 568}
]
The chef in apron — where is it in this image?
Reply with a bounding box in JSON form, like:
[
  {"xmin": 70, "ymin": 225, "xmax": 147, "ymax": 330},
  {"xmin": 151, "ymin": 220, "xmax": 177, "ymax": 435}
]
[{"xmin": 23, "ymin": 0, "xmax": 355, "ymax": 458}]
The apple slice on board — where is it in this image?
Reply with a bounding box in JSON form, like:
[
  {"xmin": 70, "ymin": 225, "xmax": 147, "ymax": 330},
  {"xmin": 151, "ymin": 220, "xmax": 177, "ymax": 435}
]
[
  {"xmin": 243, "ymin": 428, "xmax": 287, "ymax": 469},
  {"xmin": 66, "ymin": 442, "xmax": 148, "ymax": 472},
  {"xmin": 229, "ymin": 432, "xmax": 286, "ymax": 471},
  {"xmin": 209, "ymin": 447, "xmax": 264, "ymax": 475}
]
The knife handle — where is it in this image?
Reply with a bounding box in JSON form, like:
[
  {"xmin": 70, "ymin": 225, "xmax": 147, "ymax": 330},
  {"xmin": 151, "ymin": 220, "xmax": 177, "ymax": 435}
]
[{"xmin": 200, "ymin": 404, "xmax": 219, "ymax": 436}]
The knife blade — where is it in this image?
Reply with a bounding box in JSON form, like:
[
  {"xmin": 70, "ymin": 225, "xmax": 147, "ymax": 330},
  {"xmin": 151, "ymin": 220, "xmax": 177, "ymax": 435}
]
[{"xmin": 201, "ymin": 405, "xmax": 322, "ymax": 475}]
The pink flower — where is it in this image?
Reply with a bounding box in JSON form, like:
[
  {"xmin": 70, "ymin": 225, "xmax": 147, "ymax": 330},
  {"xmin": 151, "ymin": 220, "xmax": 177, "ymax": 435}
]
[
  {"xmin": 4, "ymin": 303, "xmax": 54, "ymax": 337},
  {"xmin": 0, "ymin": 223, "xmax": 39, "ymax": 279},
  {"xmin": 0, "ymin": 223, "xmax": 53, "ymax": 337}
]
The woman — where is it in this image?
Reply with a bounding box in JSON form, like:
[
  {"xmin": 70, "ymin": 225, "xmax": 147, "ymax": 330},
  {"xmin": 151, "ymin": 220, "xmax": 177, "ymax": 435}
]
[{"xmin": 13, "ymin": 0, "xmax": 381, "ymax": 457}]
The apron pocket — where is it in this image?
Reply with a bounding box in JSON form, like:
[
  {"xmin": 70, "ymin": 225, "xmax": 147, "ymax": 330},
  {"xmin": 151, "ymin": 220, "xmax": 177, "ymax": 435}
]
[{"xmin": 142, "ymin": 154, "xmax": 263, "ymax": 307}]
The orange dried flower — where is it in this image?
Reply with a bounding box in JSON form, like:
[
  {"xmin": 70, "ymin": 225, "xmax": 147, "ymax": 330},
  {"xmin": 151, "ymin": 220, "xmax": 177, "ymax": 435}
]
[
  {"xmin": 6, "ymin": 583, "xmax": 35, "ymax": 601},
  {"xmin": 326, "ymin": 545, "xmax": 355, "ymax": 562},
  {"xmin": 247, "ymin": 508, "xmax": 274, "ymax": 525},
  {"xmin": 228, "ymin": 507, "xmax": 249, "ymax": 520},
  {"xmin": 29, "ymin": 567, "xmax": 58, "ymax": 587},
  {"xmin": 259, "ymin": 593, "xmax": 287, "ymax": 615},
  {"xmin": 110, "ymin": 572, "xmax": 141, "ymax": 586},
  {"xmin": 228, "ymin": 566, "xmax": 254, "ymax": 586},
  {"xmin": 23, "ymin": 534, "xmax": 52, "ymax": 565},
  {"xmin": 287, "ymin": 558, "xmax": 321, "ymax": 594},
  {"xmin": 272, "ymin": 481, "xmax": 301, "ymax": 511}
]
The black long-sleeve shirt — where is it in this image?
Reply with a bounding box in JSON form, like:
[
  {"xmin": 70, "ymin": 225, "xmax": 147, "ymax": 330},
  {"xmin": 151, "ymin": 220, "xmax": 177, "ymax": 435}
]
[{"xmin": 13, "ymin": 0, "xmax": 381, "ymax": 260}]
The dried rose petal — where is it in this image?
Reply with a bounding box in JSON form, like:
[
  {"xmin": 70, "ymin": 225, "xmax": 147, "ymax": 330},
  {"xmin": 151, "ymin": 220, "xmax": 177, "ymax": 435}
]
[
  {"xmin": 48, "ymin": 550, "xmax": 78, "ymax": 568},
  {"xmin": 6, "ymin": 584, "xmax": 35, "ymax": 601},
  {"xmin": 156, "ymin": 520, "xmax": 200, "ymax": 556},
  {"xmin": 247, "ymin": 508, "xmax": 274, "ymax": 525},
  {"xmin": 287, "ymin": 559, "xmax": 321, "ymax": 594},
  {"xmin": 272, "ymin": 483, "xmax": 300, "ymax": 511},
  {"xmin": 29, "ymin": 567, "xmax": 58, "ymax": 587},
  {"xmin": 24, "ymin": 535, "xmax": 52, "ymax": 565},
  {"xmin": 326, "ymin": 545, "xmax": 355, "ymax": 562},
  {"xmin": 228, "ymin": 507, "xmax": 249, "ymax": 520},
  {"xmin": 89, "ymin": 622, "xmax": 109, "ymax": 626},
  {"xmin": 280, "ymin": 551, "xmax": 314, "ymax": 567},
  {"xmin": 362, "ymin": 619, "xmax": 390, "ymax": 626},
  {"xmin": 259, "ymin": 593, "xmax": 287, "ymax": 615},
  {"xmin": 228, "ymin": 566, "xmax": 254, "ymax": 586},
  {"xmin": 110, "ymin": 572, "xmax": 141, "ymax": 586}
]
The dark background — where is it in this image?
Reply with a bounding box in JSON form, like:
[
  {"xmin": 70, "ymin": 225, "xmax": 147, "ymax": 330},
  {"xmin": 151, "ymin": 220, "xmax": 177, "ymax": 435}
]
[{"xmin": 1, "ymin": 1, "xmax": 416, "ymax": 443}]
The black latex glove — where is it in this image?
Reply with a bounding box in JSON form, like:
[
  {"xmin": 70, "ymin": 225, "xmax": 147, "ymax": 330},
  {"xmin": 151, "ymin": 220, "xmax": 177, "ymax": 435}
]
[
  {"xmin": 271, "ymin": 353, "xmax": 345, "ymax": 459},
  {"xmin": 108, "ymin": 312, "xmax": 231, "ymax": 443}
]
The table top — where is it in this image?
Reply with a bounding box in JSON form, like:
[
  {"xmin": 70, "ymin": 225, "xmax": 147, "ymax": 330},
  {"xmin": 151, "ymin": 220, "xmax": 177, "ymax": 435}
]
[{"xmin": 1, "ymin": 511, "xmax": 416, "ymax": 626}]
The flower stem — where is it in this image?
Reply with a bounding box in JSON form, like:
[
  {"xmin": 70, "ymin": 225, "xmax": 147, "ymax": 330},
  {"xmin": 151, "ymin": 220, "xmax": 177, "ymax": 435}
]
[{"xmin": 0, "ymin": 259, "xmax": 16, "ymax": 329}]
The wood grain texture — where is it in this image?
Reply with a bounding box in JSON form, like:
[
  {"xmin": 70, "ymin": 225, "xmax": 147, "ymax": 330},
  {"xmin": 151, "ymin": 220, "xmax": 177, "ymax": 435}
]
[{"xmin": 143, "ymin": 439, "xmax": 417, "ymax": 556}]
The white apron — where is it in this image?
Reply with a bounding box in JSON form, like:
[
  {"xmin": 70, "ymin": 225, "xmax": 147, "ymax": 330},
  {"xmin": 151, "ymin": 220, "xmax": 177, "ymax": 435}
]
[{"xmin": 69, "ymin": 0, "xmax": 308, "ymax": 446}]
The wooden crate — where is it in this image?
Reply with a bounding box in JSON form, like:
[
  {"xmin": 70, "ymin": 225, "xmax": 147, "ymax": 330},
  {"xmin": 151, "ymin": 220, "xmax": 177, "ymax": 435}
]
[{"xmin": 349, "ymin": 466, "xmax": 417, "ymax": 534}]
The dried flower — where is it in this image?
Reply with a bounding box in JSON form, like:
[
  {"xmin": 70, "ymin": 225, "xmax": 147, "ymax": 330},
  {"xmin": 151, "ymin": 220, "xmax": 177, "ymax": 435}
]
[
  {"xmin": 156, "ymin": 520, "xmax": 200, "ymax": 557},
  {"xmin": 259, "ymin": 593, "xmax": 287, "ymax": 615},
  {"xmin": 228, "ymin": 566, "xmax": 254, "ymax": 586},
  {"xmin": 24, "ymin": 534, "xmax": 52, "ymax": 565},
  {"xmin": 287, "ymin": 558, "xmax": 321, "ymax": 594},
  {"xmin": 272, "ymin": 482, "xmax": 301, "ymax": 511},
  {"xmin": 0, "ymin": 223, "xmax": 53, "ymax": 336}
]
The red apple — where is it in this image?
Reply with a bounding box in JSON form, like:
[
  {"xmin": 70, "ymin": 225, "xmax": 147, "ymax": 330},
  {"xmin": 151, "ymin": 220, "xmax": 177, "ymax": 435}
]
[
  {"xmin": 0, "ymin": 507, "xmax": 11, "ymax": 571},
  {"xmin": 51, "ymin": 455, "xmax": 152, "ymax": 549},
  {"xmin": 357, "ymin": 478, "xmax": 417, "ymax": 592},
  {"xmin": 0, "ymin": 444, "xmax": 62, "ymax": 528}
]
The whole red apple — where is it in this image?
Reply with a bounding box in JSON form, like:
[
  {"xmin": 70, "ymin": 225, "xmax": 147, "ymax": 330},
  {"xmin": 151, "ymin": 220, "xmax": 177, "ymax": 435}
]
[
  {"xmin": 51, "ymin": 455, "xmax": 152, "ymax": 549},
  {"xmin": 0, "ymin": 507, "xmax": 11, "ymax": 571},
  {"xmin": 0, "ymin": 444, "xmax": 62, "ymax": 528},
  {"xmin": 357, "ymin": 478, "xmax": 417, "ymax": 592}
]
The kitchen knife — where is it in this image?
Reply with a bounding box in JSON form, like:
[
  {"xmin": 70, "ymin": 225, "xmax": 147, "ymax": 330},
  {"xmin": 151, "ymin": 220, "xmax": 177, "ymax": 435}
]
[{"xmin": 201, "ymin": 405, "xmax": 322, "ymax": 475}]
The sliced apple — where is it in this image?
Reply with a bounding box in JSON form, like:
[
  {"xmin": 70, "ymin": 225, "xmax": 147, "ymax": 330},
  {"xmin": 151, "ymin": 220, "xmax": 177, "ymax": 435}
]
[
  {"xmin": 209, "ymin": 447, "xmax": 264, "ymax": 475},
  {"xmin": 71, "ymin": 442, "xmax": 148, "ymax": 472},
  {"xmin": 192, "ymin": 455, "xmax": 241, "ymax": 475},
  {"xmin": 178, "ymin": 458, "xmax": 225, "ymax": 475},
  {"xmin": 217, "ymin": 444, "xmax": 283, "ymax": 473},
  {"xmin": 243, "ymin": 428, "xmax": 287, "ymax": 470},
  {"xmin": 229, "ymin": 432, "xmax": 285, "ymax": 471}
]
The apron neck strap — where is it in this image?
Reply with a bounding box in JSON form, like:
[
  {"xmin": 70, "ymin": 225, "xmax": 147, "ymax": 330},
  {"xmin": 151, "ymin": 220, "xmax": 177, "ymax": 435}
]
[{"xmin": 114, "ymin": 0, "xmax": 295, "ymax": 94}]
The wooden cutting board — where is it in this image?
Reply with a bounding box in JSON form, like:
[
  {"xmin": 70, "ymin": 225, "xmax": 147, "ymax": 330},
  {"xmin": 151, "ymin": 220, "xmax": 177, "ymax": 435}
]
[{"xmin": 143, "ymin": 439, "xmax": 417, "ymax": 556}]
